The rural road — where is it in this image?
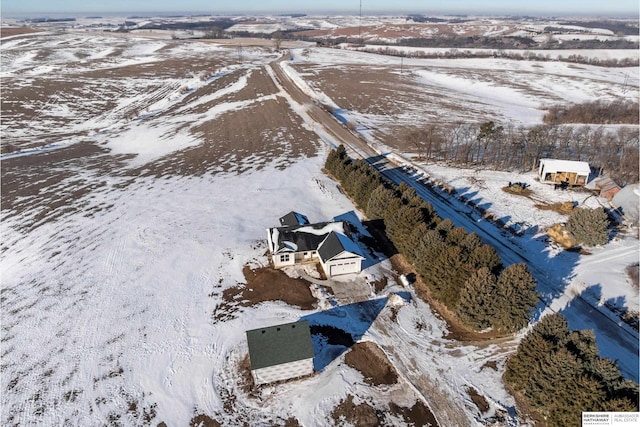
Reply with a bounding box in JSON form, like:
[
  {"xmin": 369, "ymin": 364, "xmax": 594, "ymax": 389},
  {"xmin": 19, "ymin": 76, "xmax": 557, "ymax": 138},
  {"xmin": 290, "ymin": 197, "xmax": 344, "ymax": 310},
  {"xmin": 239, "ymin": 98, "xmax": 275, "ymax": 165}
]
[{"xmin": 269, "ymin": 52, "xmax": 639, "ymax": 381}]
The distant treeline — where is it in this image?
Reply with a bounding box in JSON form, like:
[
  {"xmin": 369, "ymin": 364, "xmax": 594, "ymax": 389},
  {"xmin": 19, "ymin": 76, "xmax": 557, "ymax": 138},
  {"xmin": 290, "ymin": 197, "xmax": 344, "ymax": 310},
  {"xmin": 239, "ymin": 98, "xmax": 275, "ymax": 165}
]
[
  {"xmin": 138, "ymin": 19, "xmax": 236, "ymax": 32},
  {"xmin": 557, "ymin": 20, "xmax": 640, "ymax": 36},
  {"xmin": 408, "ymin": 15, "xmax": 470, "ymax": 24},
  {"xmin": 26, "ymin": 17, "xmax": 75, "ymax": 23},
  {"xmin": 325, "ymin": 145, "xmax": 540, "ymax": 333},
  {"xmin": 402, "ymin": 122, "xmax": 639, "ymax": 186},
  {"xmin": 344, "ymin": 35, "xmax": 639, "ymax": 51},
  {"xmin": 505, "ymin": 313, "xmax": 639, "ymax": 426},
  {"xmin": 544, "ymin": 100, "xmax": 639, "ymax": 125},
  {"xmin": 353, "ymin": 45, "xmax": 639, "ymax": 67}
]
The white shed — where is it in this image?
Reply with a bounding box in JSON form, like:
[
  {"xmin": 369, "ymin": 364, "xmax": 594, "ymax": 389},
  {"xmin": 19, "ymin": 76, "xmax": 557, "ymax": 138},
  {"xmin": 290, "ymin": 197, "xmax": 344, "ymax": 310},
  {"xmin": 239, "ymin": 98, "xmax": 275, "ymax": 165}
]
[
  {"xmin": 538, "ymin": 158, "xmax": 591, "ymax": 186},
  {"xmin": 246, "ymin": 321, "xmax": 315, "ymax": 386}
]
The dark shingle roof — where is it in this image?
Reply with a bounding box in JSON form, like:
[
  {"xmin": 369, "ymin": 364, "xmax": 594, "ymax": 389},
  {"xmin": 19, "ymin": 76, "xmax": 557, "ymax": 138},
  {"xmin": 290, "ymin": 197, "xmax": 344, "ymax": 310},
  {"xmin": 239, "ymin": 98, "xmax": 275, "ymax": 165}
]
[
  {"xmin": 279, "ymin": 211, "xmax": 310, "ymax": 227},
  {"xmin": 270, "ymin": 222, "xmax": 347, "ymax": 254},
  {"xmin": 246, "ymin": 320, "xmax": 315, "ymax": 370},
  {"xmin": 317, "ymin": 231, "xmax": 364, "ymax": 263}
]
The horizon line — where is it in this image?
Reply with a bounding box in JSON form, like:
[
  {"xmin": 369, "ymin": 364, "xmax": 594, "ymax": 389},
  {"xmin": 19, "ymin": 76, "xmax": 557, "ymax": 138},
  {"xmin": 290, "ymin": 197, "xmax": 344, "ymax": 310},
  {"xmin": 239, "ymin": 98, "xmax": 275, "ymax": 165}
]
[{"xmin": 2, "ymin": 10, "xmax": 639, "ymax": 19}]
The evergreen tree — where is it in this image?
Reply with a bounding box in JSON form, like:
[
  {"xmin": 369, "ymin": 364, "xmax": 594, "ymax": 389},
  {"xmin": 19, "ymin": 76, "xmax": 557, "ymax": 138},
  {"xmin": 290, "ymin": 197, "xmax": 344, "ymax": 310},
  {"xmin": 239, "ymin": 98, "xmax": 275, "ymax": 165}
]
[
  {"xmin": 412, "ymin": 229, "xmax": 447, "ymax": 277},
  {"xmin": 435, "ymin": 218, "xmax": 455, "ymax": 239},
  {"xmin": 386, "ymin": 204, "xmax": 425, "ymax": 253},
  {"xmin": 492, "ymin": 263, "xmax": 540, "ymax": 332},
  {"xmin": 366, "ymin": 185, "xmax": 395, "ymax": 220},
  {"xmin": 428, "ymin": 246, "xmax": 471, "ymax": 308},
  {"xmin": 445, "ymin": 226, "xmax": 468, "ymax": 246},
  {"xmin": 456, "ymin": 267, "xmax": 497, "ymax": 330},
  {"xmin": 459, "ymin": 232, "xmax": 482, "ymax": 256},
  {"xmin": 468, "ymin": 244, "xmax": 503, "ymax": 274},
  {"xmin": 505, "ymin": 313, "xmax": 640, "ymax": 427},
  {"xmin": 566, "ymin": 207, "xmax": 610, "ymax": 246}
]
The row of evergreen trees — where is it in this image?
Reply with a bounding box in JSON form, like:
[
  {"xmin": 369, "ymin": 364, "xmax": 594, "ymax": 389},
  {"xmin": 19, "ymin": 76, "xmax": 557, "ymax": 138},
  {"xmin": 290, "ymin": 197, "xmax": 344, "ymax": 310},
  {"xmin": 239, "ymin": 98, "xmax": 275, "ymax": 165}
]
[
  {"xmin": 505, "ymin": 313, "xmax": 639, "ymax": 425},
  {"xmin": 325, "ymin": 145, "xmax": 539, "ymax": 333}
]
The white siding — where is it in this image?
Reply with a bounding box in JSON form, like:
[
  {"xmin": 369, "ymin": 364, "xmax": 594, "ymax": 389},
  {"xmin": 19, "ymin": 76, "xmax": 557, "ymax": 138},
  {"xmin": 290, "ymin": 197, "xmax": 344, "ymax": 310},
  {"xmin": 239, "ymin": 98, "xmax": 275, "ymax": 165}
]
[
  {"xmin": 272, "ymin": 252, "xmax": 295, "ymax": 268},
  {"xmin": 321, "ymin": 254, "xmax": 362, "ymax": 277},
  {"xmin": 251, "ymin": 358, "xmax": 314, "ymax": 386}
]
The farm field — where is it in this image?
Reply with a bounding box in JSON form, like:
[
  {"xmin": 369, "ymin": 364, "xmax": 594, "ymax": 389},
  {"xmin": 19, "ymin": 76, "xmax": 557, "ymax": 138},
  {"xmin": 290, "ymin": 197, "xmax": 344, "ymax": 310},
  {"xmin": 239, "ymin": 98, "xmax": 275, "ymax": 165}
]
[{"xmin": 1, "ymin": 24, "xmax": 638, "ymax": 426}]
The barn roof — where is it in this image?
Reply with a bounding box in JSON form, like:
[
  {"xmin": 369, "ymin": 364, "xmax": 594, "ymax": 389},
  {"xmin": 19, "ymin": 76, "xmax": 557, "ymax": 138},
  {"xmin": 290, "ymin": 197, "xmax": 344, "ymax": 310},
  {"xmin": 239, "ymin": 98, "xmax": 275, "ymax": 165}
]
[
  {"xmin": 246, "ymin": 320, "xmax": 315, "ymax": 370},
  {"xmin": 540, "ymin": 158, "xmax": 591, "ymax": 175}
]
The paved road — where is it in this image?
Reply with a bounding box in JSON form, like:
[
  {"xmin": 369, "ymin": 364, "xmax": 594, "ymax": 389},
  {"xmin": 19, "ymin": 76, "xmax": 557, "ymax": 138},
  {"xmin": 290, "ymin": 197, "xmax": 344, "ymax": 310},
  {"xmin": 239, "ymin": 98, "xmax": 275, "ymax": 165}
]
[{"xmin": 269, "ymin": 55, "xmax": 639, "ymax": 380}]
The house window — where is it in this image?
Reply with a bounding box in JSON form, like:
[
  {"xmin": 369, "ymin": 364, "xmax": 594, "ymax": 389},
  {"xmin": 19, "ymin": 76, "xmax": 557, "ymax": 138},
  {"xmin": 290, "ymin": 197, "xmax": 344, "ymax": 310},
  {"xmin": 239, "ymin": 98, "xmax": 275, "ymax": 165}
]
[{"xmin": 280, "ymin": 254, "xmax": 290, "ymax": 262}]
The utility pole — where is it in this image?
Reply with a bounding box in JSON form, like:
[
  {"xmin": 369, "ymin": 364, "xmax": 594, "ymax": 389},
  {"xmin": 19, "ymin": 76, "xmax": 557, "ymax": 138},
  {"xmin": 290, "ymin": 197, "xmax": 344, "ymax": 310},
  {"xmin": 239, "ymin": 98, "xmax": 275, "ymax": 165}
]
[{"xmin": 400, "ymin": 56, "xmax": 403, "ymax": 74}]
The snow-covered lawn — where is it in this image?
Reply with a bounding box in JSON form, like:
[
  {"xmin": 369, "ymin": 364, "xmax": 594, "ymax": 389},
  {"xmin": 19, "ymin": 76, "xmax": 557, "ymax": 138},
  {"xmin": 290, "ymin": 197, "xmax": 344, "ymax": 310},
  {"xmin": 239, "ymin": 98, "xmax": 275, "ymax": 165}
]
[{"xmin": 1, "ymin": 29, "xmax": 638, "ymax": 426}]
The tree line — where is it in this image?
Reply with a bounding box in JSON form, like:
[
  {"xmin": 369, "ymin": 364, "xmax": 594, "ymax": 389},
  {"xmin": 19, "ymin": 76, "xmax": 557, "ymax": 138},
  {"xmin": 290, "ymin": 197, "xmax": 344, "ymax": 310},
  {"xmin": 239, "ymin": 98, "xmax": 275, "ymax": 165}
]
[
  {"xmin": 403, "ymin": 122, "xmax": 639, "ymax": 185},
  {"xmin": 543, "ymin": 100, "xmax": 639, "ymax": 125},
  {"xmin": 505, "ymin": 313, "xmax": 639, "ymax": 426},
  {"xmin": 325, "ymin": 145, "xmax": 539, "ymax": 333},
  {"xmin": 353, "ymin": 45, "xmax": 639, "ymax": 67}
]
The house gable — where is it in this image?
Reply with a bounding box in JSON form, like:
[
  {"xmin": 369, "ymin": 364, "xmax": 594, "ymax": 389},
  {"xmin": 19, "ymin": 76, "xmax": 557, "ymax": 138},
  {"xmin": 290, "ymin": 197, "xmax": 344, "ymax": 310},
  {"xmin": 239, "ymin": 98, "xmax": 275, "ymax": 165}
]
[
  {"xmin": 317, "ymin": 231, "xmax": 365, "ymax": 263},
  {"xmin": 279, "ymin": 211, "xmax": 310, "ymax": 227}
]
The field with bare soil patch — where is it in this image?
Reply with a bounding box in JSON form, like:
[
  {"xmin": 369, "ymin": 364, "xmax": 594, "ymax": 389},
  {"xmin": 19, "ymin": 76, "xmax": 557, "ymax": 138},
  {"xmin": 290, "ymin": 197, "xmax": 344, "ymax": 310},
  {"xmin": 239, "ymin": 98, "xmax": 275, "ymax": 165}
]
[
  {"xmin": 0, "ymin": 27, "xmax": 41, "ymax": 38},
  {"xmin": 3, "ymin": 26, "xmax": 636, "ymax": 427},
  {"xmin": 289, "ymin": 47, "xmax": 637, "ymax": 152}
]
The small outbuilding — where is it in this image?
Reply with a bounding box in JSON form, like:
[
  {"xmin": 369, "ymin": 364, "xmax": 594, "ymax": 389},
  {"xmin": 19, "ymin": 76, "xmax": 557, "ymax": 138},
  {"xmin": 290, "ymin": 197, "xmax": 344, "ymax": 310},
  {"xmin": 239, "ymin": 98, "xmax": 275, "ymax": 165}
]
[
  {"xmin": 246, "ymin": 320, "xmax": 315, "ymax": 386},
  {"xmin": 538, "ymin": 158, "xmax": 591, "ymax": 186},
  {"xmin": 593, "ymin": 177, "xmax": 621, "ymax": 200}
]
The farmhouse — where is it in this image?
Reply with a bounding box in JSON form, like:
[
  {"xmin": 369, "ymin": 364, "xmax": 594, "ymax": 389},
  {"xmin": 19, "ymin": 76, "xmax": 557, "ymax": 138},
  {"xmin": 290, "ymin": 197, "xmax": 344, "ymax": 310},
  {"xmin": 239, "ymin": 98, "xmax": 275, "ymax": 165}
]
[
  {"xmin": 538, "ymin": 158, "xmax": 591, "ymax": 186},
  {"xmin": 246, "ymin": 320, "xmax": 315, "ymax": 386},
  {"xmin": 267, "ymin": 212, "xmax": 365, "ymax": 277}
]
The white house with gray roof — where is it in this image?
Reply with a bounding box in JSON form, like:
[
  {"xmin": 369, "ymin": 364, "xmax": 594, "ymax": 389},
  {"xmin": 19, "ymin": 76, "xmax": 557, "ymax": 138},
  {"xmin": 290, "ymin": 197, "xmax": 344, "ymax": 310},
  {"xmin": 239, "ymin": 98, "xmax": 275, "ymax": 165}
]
[
  {"xmin": 246, "ymin": 320, "xmax": 315, "ymax": 386},
  {"xmin": 266, "ymin": 212, "xmax": 365, "ymax": 277}
]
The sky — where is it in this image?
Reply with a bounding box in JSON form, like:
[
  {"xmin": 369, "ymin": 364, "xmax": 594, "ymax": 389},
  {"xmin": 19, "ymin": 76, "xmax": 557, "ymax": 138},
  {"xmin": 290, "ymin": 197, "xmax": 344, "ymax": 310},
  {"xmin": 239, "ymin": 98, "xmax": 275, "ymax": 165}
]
[{"xmin": 1, "ymin": 0, "xmax": 638, "ymax": 17}]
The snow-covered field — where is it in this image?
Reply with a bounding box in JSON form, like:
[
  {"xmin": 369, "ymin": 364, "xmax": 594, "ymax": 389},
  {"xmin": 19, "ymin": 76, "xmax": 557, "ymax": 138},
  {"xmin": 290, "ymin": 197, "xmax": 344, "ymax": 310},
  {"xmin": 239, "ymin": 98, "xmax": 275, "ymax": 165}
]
[
  {"xmin": 287, "ymin": 46, "xmax": 638, "ymax": 146},
  {"xmin": 1, "ymin": 28, "xmax": 638, "ymax": 425}
]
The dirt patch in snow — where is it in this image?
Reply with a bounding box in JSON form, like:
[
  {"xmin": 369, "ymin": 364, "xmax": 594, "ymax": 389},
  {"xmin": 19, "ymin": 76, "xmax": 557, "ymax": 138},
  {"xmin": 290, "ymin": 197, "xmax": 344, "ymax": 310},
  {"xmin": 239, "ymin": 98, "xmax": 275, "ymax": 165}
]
[
  {"xmin": 331, "ymin": 393, "xmax": 439, "ymax": 427},
  {"xmin": 213, "ymin": 266, "xmax": 316, "ymax": 320},
  {"xmin": 187, "ymin": 414, "xmax": 221, "ymax": 427},
  {"xmin": 389, "ymin": 401, "xmax": 439, "ymax": 427},
  {"xmin": 331, "ymin": 395, "xmax": 381, "ymax": 426},
  {"xmin": 344, "ymin": 341, "xmax": 398, "ymax": 386},
  {"xmin": 466, "ymin": 386, "xmax": 490, "ymax": 413}
]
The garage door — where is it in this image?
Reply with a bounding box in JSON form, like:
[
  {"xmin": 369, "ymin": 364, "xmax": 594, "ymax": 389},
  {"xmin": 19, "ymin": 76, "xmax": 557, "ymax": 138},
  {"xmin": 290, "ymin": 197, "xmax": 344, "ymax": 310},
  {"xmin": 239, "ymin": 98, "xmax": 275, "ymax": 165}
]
[{"xmin": 329, "ymin": 261, "xmax": 357, "ymax": 276}]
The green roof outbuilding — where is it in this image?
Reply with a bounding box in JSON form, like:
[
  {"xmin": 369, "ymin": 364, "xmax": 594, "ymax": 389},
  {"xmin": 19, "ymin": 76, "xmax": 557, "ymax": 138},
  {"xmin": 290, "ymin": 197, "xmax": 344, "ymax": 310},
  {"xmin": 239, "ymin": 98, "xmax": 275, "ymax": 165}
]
[{"xmin": 246, "ymin": 320, "xmax": 315, "ymax": 370}]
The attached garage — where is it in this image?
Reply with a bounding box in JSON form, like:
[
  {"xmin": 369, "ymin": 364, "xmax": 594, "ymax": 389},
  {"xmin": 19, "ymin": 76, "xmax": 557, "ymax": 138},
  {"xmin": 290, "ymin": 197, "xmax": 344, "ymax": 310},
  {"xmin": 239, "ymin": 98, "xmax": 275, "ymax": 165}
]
[
  {"xmin": 328, "ymin": 260, "xmax": 360, "ymax": 276},
  {"xmin": 318, "ymin": 232, "xmax": 365, "ymax": 277}
]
